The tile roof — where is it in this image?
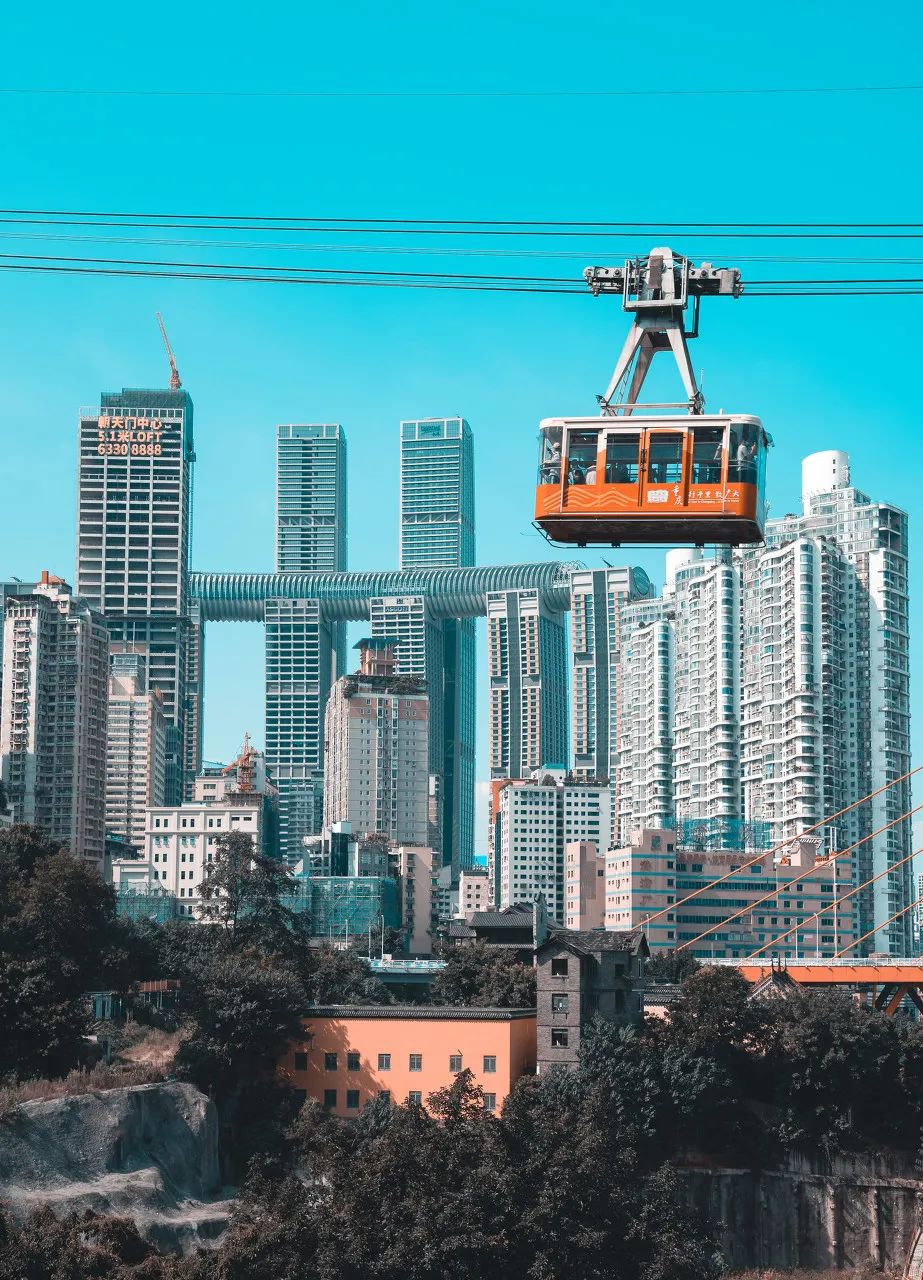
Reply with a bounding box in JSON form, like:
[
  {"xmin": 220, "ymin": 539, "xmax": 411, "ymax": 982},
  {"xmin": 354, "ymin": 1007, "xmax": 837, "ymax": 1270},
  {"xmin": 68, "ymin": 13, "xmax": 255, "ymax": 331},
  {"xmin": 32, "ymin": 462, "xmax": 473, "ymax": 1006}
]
[
  {"xmin": 539, "ymin": 928, "xmax": 648, "ymax": 957},
  {"xmin": 470, "ymin": 910, "xmax": 533, "ymax": 929},
  {"xmin": 303, "ymin": 1005, "xmax": 536, "ymax": 1021}
]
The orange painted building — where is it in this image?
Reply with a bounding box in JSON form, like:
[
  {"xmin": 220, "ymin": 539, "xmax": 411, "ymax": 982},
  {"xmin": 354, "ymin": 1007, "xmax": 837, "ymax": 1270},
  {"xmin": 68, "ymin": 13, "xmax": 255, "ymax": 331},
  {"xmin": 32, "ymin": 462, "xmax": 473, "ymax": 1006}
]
[{"xmin": 281, "ymin": 1006, "xmax": 537, "ymax": 1118}]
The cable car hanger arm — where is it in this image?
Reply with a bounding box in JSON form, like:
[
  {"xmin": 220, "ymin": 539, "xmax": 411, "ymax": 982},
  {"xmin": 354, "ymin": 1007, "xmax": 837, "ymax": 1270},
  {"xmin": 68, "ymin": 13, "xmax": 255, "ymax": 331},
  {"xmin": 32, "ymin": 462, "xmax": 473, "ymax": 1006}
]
[{"xmin": 585, "ymin": 247, "xmax": 742, "ymax": 416}]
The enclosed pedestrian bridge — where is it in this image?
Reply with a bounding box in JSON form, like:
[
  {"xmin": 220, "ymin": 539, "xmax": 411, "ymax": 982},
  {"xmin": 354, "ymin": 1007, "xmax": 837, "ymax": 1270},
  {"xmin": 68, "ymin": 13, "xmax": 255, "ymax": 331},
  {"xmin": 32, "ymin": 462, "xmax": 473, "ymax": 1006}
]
[{"xmin": 189, "ymin": 562, "xmax": 578, "ymax": 622}]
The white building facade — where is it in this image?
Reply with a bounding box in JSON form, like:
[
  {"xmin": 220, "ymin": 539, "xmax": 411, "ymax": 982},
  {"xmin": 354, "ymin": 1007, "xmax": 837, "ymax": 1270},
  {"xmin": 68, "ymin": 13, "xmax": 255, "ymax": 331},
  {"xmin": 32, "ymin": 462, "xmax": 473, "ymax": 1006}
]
[
  {"xmin": 493, "ymin": 769, "xmax": 612, "ymax": 923},
  {"xmin": 0, "ymin": 574, "xmax": 109, "ymax": 866},
  {"xmin": 105, "ymin": 646, "xmax": 167, "ymax": 851}
]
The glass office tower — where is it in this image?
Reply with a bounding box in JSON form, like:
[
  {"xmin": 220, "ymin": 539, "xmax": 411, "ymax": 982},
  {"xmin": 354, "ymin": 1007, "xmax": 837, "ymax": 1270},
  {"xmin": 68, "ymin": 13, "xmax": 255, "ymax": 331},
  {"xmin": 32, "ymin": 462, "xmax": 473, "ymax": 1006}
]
[
  {"xmin": 76, "ymin": 388, "xmax": 196, "ymax": 802},
  {"xmin": 269, "ymin": 424, "xmax": 347, "ymax": 859},
  {"xmin": 398, "ymin": 418, "xmax": 476, "ymax": 878}
]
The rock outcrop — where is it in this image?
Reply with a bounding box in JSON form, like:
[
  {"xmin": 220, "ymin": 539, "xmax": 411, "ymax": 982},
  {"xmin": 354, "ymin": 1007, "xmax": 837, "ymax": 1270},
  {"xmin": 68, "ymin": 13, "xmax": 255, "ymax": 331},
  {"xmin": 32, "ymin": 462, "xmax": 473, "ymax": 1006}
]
[
  {"xmin": 680, "ymin": 1151, "xmax": 923, "ymax": 1272},
  {"xmin": 0, "ymin": 1082, "xmax": 235, "ymax": 1253}
]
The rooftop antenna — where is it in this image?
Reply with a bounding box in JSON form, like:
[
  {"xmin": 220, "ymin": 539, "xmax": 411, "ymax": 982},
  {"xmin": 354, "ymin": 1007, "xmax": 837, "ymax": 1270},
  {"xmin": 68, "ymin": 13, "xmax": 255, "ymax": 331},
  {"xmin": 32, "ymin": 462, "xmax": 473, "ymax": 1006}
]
[{"xmin": 155, "ymin": 313, "xmax": 182, "ymax": 390}]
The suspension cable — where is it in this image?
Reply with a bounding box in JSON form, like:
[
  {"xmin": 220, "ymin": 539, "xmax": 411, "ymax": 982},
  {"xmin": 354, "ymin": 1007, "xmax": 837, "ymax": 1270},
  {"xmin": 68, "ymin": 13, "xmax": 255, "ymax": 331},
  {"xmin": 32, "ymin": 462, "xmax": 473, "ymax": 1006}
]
[
  {"xmin": 639, "ymin": 763, "xmax": 923, "ymax": 929},
  {"xmin": 744, "ymin": 842, "xmax": 923, "ymax": 958},
  {"xmin": 674, "ymin": 803, "xmax": 922, "ymax": 952},
  {"xmin": 836, "ymin": 892, "xmax": 923, "ymax": 957}
]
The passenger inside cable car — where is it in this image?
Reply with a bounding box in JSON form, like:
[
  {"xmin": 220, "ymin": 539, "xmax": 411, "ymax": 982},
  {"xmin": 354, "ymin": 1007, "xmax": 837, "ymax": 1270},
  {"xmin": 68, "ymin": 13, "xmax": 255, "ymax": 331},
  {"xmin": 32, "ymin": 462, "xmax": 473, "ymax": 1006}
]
[{"xmin": 534, "ymin": 415, "xmax": 770, "ymax": 547}]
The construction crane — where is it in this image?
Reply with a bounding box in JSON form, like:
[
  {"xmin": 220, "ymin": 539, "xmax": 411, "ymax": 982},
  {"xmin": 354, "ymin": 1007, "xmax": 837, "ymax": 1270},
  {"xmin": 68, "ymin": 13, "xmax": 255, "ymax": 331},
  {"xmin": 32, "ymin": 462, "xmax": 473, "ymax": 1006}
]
[
  {"xmin": 222, "ymin": 732, "xmax": 257, "ymax": 793},
  {"xmin": 155, "ymin": 313, "xmax": 182, "ymax": 390}
]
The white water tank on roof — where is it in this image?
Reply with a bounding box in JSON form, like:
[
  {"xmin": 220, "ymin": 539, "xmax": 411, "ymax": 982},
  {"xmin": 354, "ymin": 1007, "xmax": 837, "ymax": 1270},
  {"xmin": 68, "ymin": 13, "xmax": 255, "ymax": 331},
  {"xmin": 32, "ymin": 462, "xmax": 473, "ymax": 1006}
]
[
  {"xmin": 802, "ymin": 451, "xmax": 850, "ymax": 504},
  {"xmin": 663, "ymin": 547, "xmax": 703, "ymax": 595}
]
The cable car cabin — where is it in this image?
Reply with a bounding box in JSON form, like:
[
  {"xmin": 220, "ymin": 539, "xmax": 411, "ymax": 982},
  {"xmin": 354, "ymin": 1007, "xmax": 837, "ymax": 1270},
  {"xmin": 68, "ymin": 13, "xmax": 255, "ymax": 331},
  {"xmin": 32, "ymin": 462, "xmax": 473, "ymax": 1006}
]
[{"xmin": 535, "ymin": 415, "xmax": 769, "ymax": 546}]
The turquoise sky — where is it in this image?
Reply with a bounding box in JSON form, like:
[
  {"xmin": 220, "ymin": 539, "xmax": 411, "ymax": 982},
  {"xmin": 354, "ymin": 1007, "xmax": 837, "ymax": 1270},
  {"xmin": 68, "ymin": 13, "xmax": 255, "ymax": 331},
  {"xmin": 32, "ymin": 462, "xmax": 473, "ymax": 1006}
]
[{"xmin": 1, "ymin": 0, "xmax": 922, "ymax": 853}]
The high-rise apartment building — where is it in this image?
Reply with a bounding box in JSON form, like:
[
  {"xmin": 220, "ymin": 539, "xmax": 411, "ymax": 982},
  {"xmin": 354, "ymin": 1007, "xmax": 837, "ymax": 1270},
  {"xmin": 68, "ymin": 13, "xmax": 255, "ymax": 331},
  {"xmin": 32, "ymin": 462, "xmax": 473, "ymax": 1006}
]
[
  {"xmin": 323, "ymin": 639, "xmax": 430, "ymax": 846},
  {"xmin": 398, "ymin": 418, "xmax": 476, "ymax": 878},
  {"xmin": 740, "ymin": 451, "xmax": 912, "ymax": 951},
  {"xmin": 105, "ymin": 645, "xmax": 167, "ymax": 851},
  {"xmin": 494, "ymin": 768, "xmax": 612, "ymax": 923},
  {"xmin": 267, "ymin": 425, "xmax": 348, "ymax": 861},
  {"xmin": 613, "ymin": 452, "xmax": 911, "ymax": 953},
  {"xmin": 487, "ymin": 588, "xmax": 568, "ymax": 780},
  {"xmin": 617, "ymin": 597, "xmax": 674, "ymax": 839},
  {"xmin": 0, "ymin": 574, "xmax": 109, "ymax": 865},
  {"xmin": 76, "ymin": 388, "xmax": 196, "ymax": 803}
]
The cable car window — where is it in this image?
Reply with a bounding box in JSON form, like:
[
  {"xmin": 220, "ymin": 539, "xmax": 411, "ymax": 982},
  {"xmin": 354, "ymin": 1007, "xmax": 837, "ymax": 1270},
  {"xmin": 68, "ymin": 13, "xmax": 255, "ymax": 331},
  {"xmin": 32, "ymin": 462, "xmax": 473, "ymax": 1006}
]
[
  {"xmin": 567, "ymin": 431, "xmax": 599, "ymax": 485},
  {"xmin": 605, "ymin": 434, "xmax": 640, "ymax": 484},
  {"xmin": 728, "ymin": 424, "xmax": 758, "ymax": 484},
  {"xmin": 539, "ymin": 426, "xmax": 563, "ymax": 485},
  {"xmin": 691, "ymin": 428, "xmax": 723, "ymax": 485},
  {"xmin": 647, "ymin": 434, "xmax": 683, "ymax": 484}
]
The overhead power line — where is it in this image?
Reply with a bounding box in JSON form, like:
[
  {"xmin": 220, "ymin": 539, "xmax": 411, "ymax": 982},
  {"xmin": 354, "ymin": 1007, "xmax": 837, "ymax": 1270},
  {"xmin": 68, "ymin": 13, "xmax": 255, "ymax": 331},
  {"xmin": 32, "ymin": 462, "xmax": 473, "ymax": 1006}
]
[
  {"xmin": 1, "ymin": 84, "xmax": 922, "ymax": 100},
  {"xmin": 2, "ymin": 213, "xmax": 923, "ymax": 240}
]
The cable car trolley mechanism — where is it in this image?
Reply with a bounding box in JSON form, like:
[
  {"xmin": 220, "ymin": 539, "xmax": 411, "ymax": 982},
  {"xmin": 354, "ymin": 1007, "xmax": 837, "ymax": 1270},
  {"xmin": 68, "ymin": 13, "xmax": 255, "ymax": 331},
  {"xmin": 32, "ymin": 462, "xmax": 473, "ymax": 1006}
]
[{"xmin": 534, "ymin": 247, "xmax": 771, "ymax": 547}]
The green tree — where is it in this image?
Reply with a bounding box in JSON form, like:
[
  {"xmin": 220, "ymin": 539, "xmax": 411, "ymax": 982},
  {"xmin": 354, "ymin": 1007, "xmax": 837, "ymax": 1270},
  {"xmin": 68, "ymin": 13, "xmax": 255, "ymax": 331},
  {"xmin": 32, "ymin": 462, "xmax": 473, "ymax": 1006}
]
[
  {"xmin": 431, "ymin": 941, "xmax": 535, "ymax": 1008},
  {"xmin": 0, "ymin": 825, "xmax": 126, "ymax": 1079},
  {"xmin": 175, "ymin": 950, "xmax": 307, "ymax": 1098},
  {"xmin": 305, "ymin": 945, "xmax": 393, "ymax": 1006},
  {"xmin": 645, "ymin": 948, "xmax": 700, "ymax": 984},
  {"xmin": 198, "ymin": 830, "xmax": 310, "ymax": 956}
]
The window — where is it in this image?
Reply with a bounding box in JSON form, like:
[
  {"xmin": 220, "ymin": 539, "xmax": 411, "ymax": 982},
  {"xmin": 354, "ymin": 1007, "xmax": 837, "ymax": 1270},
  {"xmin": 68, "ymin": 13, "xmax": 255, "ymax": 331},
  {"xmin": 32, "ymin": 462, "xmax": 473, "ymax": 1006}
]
[
  {"xmin": 483, "ymin": 1055, "xmax": 496, "ymax": 1074},
  {"xmin": 449, "ymin": 1054, "xmax": 463, "ymax": 1073},
  {"xmin": 604, "ymin": 432, "xmax": 640, "ymax": 484},
  {"xmin": 409, "ymin": 1053, "xmax": 423, "ymax": 1072},
  {"xmin": 551, "ymin": 1028, "xmax": 569, "ymax": 1048},
  {"xmin": 647, "ymin": 433, "xmax": 683, "ymax": 484},
  {"xmin": 550, "ymin": 957, "xmax": 569, "ymax": 977},
  {"xmin": 567, "ymin": 430, "xmax": 599, "ymax": 485},
  {"xmin": 483, "ymin": 1093, "xmax": 496, "ymax": 1113},
  {"xmin": 551, "ymin": 993, "xmax": 569, "ymax": 1013},
  {"xmin": 323, "ymin": 1089, "xmax": 337, "ymax": 1109},
  {"xmin": 324, "ymin": 1052, "xmax": 338, "ymax": 1072},
  {"xmin": 691, "ymin": 426, "xmax": 723, "ymax": 484},
  {"xmin": 378, "ymin": 1053, "xmax": 391, "ymax": 1071},
  {"xmin": 379, "ymin": 1090, "xmax": 391, "ymax": 1104},
  {"xmin": 347, "ymin": 1051, "xmax": 360, "ymax": 1072},
  {"xmin": 408, "ymin": 1091, "xmax": 422, "ymax": 1106},
  {"xmin": 294, "ymin": 1052, "xmax": 308, "ymax": 1072},
  {"xmin": 346, "ymin": 1089, "xmax": 360, "ymax": 1110}
]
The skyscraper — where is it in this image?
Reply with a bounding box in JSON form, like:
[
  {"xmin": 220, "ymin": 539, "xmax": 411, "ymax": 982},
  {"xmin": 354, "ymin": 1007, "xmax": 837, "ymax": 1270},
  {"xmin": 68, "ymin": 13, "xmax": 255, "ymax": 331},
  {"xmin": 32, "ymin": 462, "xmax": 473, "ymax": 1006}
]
[
  {"xmin": 398, "ymin": 418, "xmax": 476, "ymax": 878},
  {"xmin": 399, "ymin": 418, "xmax": 475, "ymax": 569},
  {"xmin": 617, "ymin": 597, "xmax": 675, "ymax": 839},
  {"xmin": 76, "ymin": 388, "xmax": 196, "ymax": 802},
  {"xmin": 323, "ymin": 639, "xmax": 430, "ymax": 845},
  {"xmin": 570, "ymin": 566, "xmax": 652, "ymax": 787},
  {"xmin": 105, "ymin": 646, "xmax": 167, "ymax": 852},
  {"xmin": 487, "ymin": 588, "xmax": 568, "ymax": 779},
  {"xmin": 0, "ymin": 574, "xmax": 109, "ymax": 865},
  {"xmin": 268, "ymin": 424, "xmax": 348, "ymax": 860},
  {"xmin": 740, "ymin": 451, "xmax": 912, "ymax": 952},
  {"xmin": 276, "ymin": 424, "xmax": 347, "ymax": 575}
]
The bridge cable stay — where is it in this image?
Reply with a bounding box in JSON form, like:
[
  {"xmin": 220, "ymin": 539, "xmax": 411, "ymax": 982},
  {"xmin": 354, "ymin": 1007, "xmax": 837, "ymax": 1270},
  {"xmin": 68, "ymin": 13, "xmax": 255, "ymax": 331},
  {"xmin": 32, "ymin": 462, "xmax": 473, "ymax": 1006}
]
[
  {"xmin": 673, "ymin": 801, "xmax": 923, "ymax": 952},
  {"xmin": 743, "ymin": 839, "xmax": 923, "ymax": 958},
  {"xmin": 637, "ymin": 762, "xmax": 923, "ymax": 930},
  {"xmin": 836, "ymin": 891, "xmax": 923, "ymax": 957}
]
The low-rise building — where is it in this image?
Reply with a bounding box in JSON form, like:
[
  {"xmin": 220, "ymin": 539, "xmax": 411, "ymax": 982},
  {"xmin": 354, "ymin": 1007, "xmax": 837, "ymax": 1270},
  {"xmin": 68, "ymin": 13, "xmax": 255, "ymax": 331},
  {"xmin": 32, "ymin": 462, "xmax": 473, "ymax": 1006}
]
[
  {"xmin": 282, "ymin": 1005, "xmax": 537, "ymax": 1117},
  {"xmin": 397, "ymin": 845, "xmax": 434, "ymax": 956},
  {"xmin": 563, "ymin": 841, "xmax": 606, "ymax": 931},
  {"xmin": 535, "ymin": 928, "xmax": 647, "ymax": 1072},
  {"xmin": 458, "ymin": 868, "xmax": 489, "ymax": 918},
  {"xmin": 605, "ymin": 827, "xmax": 856, "ymax": 959}
]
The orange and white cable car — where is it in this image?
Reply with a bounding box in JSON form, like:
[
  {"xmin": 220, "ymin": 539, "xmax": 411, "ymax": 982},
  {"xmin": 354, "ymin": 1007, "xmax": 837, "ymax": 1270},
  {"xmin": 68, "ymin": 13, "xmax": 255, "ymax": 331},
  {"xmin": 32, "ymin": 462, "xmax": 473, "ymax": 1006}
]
[{"xmin": 534, "ymin": 249, "xmax": 771, "ymax": 547}]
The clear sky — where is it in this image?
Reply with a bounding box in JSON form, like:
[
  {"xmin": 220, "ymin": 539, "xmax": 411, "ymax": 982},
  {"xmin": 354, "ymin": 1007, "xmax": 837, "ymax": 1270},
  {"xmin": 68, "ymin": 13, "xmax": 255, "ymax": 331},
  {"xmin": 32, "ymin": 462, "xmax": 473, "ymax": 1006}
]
[{"xmin": 1, "ymin": 0, "xmax": 922, "ymax": 853}]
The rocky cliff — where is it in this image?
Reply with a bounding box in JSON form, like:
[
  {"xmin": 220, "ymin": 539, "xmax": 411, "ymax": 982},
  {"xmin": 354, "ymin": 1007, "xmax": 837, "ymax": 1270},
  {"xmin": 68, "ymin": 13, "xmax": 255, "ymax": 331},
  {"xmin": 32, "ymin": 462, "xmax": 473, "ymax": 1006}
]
[
  {"xmin": 0, "ymin": 1082, "xmax": 235, "ymax": 1253},
  {"xmin": 681, "ymin": 1152, "xmax": 923, "ymax": 1272}
]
